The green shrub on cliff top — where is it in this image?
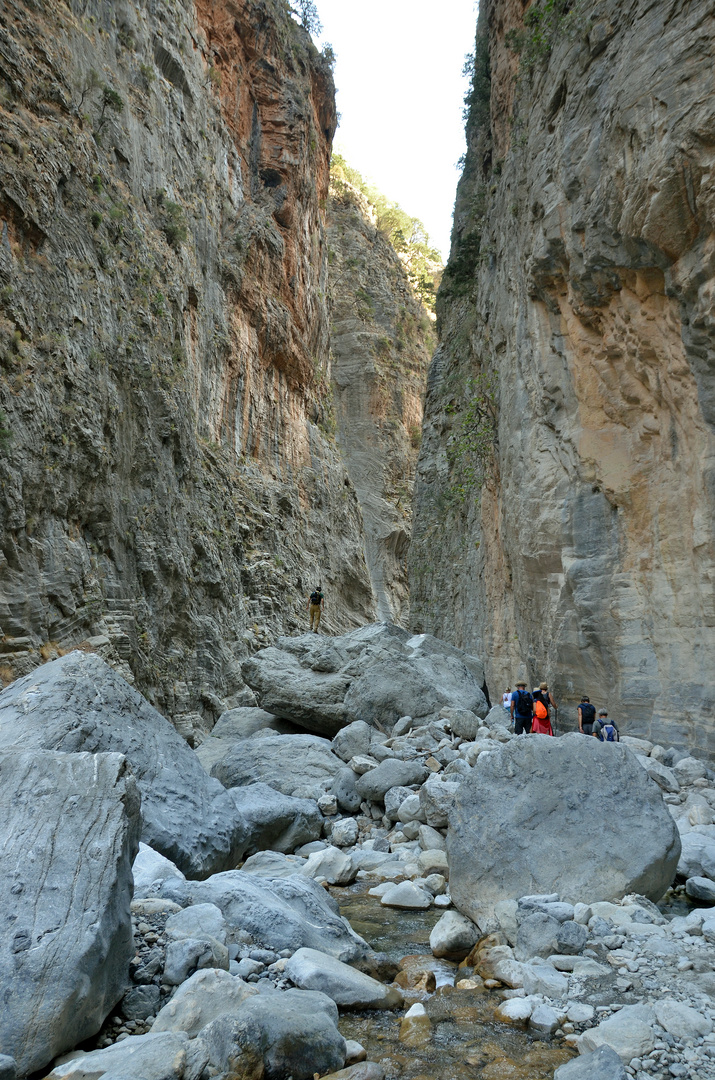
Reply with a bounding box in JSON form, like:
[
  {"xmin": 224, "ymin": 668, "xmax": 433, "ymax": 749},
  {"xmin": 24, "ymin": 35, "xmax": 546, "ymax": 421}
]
[{"xmin": 330, "ymin": 153, "xmax": 442, "ymax": 310}]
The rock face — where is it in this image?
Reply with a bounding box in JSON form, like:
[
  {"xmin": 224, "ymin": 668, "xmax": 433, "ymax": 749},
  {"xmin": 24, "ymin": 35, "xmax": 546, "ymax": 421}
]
[
  {"xmin": 0, "ymin": 0, "xmax": 376, "ymax": 729},
  {"xmin": 0, "ymin": 652, "xmax": 245, "ymax": 877},
  {"xmin": 327, "ymin": 174, "xmax": 435, "ymax": 624},
  {"xmin": 241, "ymin": 623, "xmax": 487, "ymax": 735},
  {"xmin": 409, "ymin": 0, "xmax": 715, "ymax": 754},
  {"xmin": 447, "ymin": 734, "xmax": 681, "ymax": 927},
  {"xmin": 0, "ymin": 749, "xmax": 140, "ymax": 1077}
]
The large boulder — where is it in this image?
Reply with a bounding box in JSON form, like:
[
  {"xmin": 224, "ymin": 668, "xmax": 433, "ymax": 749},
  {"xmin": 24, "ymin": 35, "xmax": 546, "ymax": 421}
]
[
  {"xmin": 226, "ymin": 783, "xmax": 322, "ymax": 853},
  {"xmin": 355, "ymin": 759, "xmax": 429, "ymax": 802},
  {"xmin": 0, "ymin": 750, "xmax": 141, "ymax": 1077},
  {"xmin": 0, "ymin": 652, "xmax": 245, "ymax": 878},
  {"xmin": 47, "ymin": 1032, "xmax": 208, "ymax": 1080},
  {"xmin": 152, "ymin": 968, "xmax": 257, "ymax": 1036},
  {"xmin": 211, "ymin": 733, "xmax": 343, "ymax": 797},
  {"xmin": 159, "ymin": 869, "xmax": 370, "ymax": 962},
  {"xmin": 200, "ymin": 988, "xmax": 346, "ymax": 1080},
  {"xmin": 241, "ymin": 624, "xmax": 487, "ymax": 736},
  {"xmin": 447, "ymin": 734, "xmax": 681, "ymax": 928},
  {"xmin": 284, "ymin": 948, "xmax": 403, "ymax": 1009}
]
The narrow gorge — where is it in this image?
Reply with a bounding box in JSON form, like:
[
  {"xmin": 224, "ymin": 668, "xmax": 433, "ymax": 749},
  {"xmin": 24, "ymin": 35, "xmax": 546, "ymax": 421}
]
[{"xmin": 2, "ymin": 3, "xmax": 715, "ymax": 1080}]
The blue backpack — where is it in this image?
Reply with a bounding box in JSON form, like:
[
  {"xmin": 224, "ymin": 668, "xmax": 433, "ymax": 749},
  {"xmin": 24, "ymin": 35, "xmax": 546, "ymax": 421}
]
[{"xmin": 600, "ymin": 722, "xmax": 617, "ymax": 742}]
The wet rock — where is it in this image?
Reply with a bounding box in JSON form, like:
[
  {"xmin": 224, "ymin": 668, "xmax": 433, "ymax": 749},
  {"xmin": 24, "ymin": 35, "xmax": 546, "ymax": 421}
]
[
  {"xmin": 355, "ymin": 760, "xmax": 429, "ymax": 802},
  {"xmin": 0, "ymin": 653, "xmax": 244, "ymax": 878},
  {"xmin": 211, "ymin": 734, "xmax": 342, "ymax": 797},
  {"xmin": 284, "ymin": 947, "xmax": 403, "ymax": 1008},
  {"xmin": 152, "ymin": 969, "xmax": 258, "ymax": 1036},
  {"xmin": 429, "ymin": 910, "xmax": 480, "ymax": 959},
  {"xmin": 0, "ymin": 750, "xmax": 140, "ymax": 1077},
  {"xmin": 398, "ymin": 1002, "xmax": 432, "ymax": 1047},
  {"xmin": 320, "ymin": 1065, "xmax": 385, "ymax": 1080},
  {"xmin": 448, "ymin": 735, "xmax": 681, "ymax": 927}
]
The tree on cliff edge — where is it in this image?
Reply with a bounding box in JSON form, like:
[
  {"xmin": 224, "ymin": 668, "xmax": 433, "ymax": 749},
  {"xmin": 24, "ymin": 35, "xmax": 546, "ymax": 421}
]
[{"xmin": 291, "ymin": 0, "xmax": 322, "ymax": 36}]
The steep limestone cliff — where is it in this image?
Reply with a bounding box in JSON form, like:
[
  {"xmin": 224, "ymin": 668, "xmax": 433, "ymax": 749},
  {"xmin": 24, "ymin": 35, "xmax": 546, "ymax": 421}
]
[
  {"xmin": 410, "ymin": 0, "xmax": 715, "ymax": 753},
  {"xmin": 0, "ymin": 0, "xmax": 376, "ymax": 735},
  {"xmin": 328, "ymin": 174, "xmax": 435, "ymax": 624}
]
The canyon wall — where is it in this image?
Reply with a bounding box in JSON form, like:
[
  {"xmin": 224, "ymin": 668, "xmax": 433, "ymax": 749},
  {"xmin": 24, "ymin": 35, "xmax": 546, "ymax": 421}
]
[
  {"xmin": 328, "ymin": 178, "xmax": 434, "ymax": 624},
  {"xmin": 410, "ymin": 0, "xmax": 715, "ymax": 754},
  {"xmin": 0, "ymin": 0, "xmax": 378, "ymax": 736}
]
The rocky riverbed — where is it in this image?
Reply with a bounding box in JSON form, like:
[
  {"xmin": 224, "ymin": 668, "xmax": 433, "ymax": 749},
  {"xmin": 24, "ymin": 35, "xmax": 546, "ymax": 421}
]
[{"xmin": 1, "ymin": 625, "xmax": 714, "ymax": 1080}]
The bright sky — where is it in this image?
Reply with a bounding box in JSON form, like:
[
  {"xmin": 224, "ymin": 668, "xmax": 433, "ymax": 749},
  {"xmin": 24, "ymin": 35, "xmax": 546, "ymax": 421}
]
[{"xmin": 315, "ymin": 0, "xmax": 478, "ymax": 262}]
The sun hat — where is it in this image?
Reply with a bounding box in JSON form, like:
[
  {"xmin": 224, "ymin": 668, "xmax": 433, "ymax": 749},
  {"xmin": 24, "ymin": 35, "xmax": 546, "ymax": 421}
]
[
  {"xmin": 539, "ymin": 682, "xmax": 548, "ymax": 690},
  {"xmin": 516, "ymin": 679, "xmax": 526, "ymax": 686},
  {"xmin": 598, "ymin": 709, "xmax": 608, "ymax": 716}
]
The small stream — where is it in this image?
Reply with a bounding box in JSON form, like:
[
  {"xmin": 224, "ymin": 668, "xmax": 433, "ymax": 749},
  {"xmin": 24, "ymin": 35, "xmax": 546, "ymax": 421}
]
[{"xmin": 333, "ymin": 884, "xmax": 576, "ymax": 1080}]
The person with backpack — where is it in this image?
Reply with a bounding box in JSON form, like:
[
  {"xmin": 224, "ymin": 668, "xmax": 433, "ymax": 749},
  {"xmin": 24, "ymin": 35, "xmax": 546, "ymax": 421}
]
[
  {"xmin": 308, "ymin": 584, "xmax": 324, "ymax": 632},
  {"xmin": 510, "ymin": 679, "xmax": 533, "ymax": 735},
  {"xmin": 578, "ymin": 695, "xmax": 596, "ymax": 736},
  {"xmin": 593, "ymin": 710, "xmax": 620, "ymax": 742},
  {"xmin": 531, "ymin": 684, "xmax": 554, "ymax": 736},
  {"xmin": 502, "ymin": 687, "xmax": 512, "ymax": 712}
]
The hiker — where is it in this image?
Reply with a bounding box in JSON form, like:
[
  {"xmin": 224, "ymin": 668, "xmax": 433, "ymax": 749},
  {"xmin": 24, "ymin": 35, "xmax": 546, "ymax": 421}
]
[
  {"xmin": 593, "ymin": 709, "xmax": 620, "ymax": 742},
  {"xmin": 531, "ymin": 684, "xmax": 554, "ymax": 736},
  {"xmin": 510, "ymin": 679, "xmax": 533, "ymax": 735},
  {"xmin": 308, "ymin": 584, "xmax": 324, "ymax": 633},
  {"xmin": 502, "ymin": 687, "xmax": 512, "ymax": 712},
  {"xmin": 578, "ymin": 695, "xmax": 596, "ymax": 736}
]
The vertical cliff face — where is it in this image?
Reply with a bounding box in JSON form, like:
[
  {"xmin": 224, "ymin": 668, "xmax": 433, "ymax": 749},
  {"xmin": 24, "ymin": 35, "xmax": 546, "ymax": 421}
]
[
  {"xmin": 0, "ymin": 0, "xmax": 376, "ymax": 733},
  {"xmin": 328, "ymin": 179, "xmax": 435, "ymax": 624},
  {"xmin": 411, "ymin": 0, "xmax": 715, "ymax": 753}
]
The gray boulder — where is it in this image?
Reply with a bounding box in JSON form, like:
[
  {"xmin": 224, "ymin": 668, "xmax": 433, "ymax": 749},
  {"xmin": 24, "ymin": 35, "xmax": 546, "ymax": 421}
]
[
  {"xmin": 241, "ymin": 624, "xmax": 487, "ymax": 735},
  {"xmin": 420, "ymin": 774, "xmax": 460, "ymax": 828},
  {"xmin": 200, "ymin": 988, "xmax": 346, "ymax": 1080},
  {"xmin": 165, "ymin": 903, "xmax": 227, "ymax": 943},
  {"xmin": 242, "ymin": 646, "xmax": 352, "ymax": 736},
  {"xmin": 0, "ymin": 1058, "xmax": 16, "ymax": 1080},
  {"xmin": 355, "ymin": 759, "xmax": 429, "ymax": 802},
  {"xmin": 438, "ymin": 707, "xmax": 481, "ymax": 740},
  {"xmin": 47, "ymin": 1031, "xmax": 208, "ymax": 1080},
  {"xmin": 384, "ymin": 785, "xmax": 417, "ymax": 822},
  {"xmin": 447, "ymin": 734, "xmax": 681, "ymax": 928},
  {"xmin": 554, "ymin": 1045, "xmax": 627, "ymax": 1080},
  {"xmin": 132, "ymin": 843, "xmax": 186, "ymax": 896},
  {"xmin": 152, "ymin": 968, "xmax": 257, "ymax": 1036},
  {"xmin": 226, "ymin": 783, "xmax": 322, "ymax": 853},
  {"xmin": 0, "ymin": 750, "xmax": 140, "ymax": 1078},
  {"xmin": 120, "ymin": 984, "xmax": 161, "ymax": 1021},
  {"xmin": 333, "ymin": 767, "xmax": 363, "ymax": 814},
  {"xmin": 677, "ymin": 832, "xmax": 715, "ymax": 880},
  {"xmin": 642, "ymin": 757, "xmax": 680, "ymax": 793},
  {"xmin": 685, "ymin": 875, "xmax": 715, "ymax": 902},
  {"xmin": 163, "ymin": 936, "xmax": 229, "ymax": 985},
  {"xmin": 159, "ymin": 869, "xmax": 369, "ymax": 961},
  {"xmin": 0, "ymin": 652, "xmax": 244, "ymax": 878},
  {"xmin": 211, "ymin": 734, "xmax": 342, "ymax": 796},
  {"xmin": 429, "ymin": 910, "xmax": 480, "ymax": 959},
  {"xmin": 515, "ymin": 912, "xmax": 560, "ymax": 960},
  {"xmin": 332, "ymin": 721, "xmax": 373, "ymax": 762},
  {"xmin": 284, "ymin": 947, "xmax": 403, "ymax": 1008}
]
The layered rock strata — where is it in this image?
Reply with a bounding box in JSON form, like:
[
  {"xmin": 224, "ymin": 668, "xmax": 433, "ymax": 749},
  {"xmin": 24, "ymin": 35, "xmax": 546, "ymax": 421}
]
[
  {"xmin": 410, "ymin": 0, "xmax": 715, "ymax": 753},
  {"xmin": 328, "ymin": 181, "xmax": 434, "ymax": 624},
  {"xmin": 0, "ymin": 0, "xmax": 375, "ymax": 729}
]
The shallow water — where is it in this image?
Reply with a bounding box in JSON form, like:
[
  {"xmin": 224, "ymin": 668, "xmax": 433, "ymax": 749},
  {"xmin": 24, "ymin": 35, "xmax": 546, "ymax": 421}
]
[{"xmin": 333, "ymin": 884, "xmax": 577, "ymax": 1080}]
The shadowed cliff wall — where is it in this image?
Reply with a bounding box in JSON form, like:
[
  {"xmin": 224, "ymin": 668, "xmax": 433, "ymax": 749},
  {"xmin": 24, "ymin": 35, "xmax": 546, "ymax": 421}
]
[
  {"xmin": 0, "ymin": 0, "xmax": 376, "ymax": 736},
  {"xmin": 410, "ymin": 0, "xmax": 715, "ymax": 754}
]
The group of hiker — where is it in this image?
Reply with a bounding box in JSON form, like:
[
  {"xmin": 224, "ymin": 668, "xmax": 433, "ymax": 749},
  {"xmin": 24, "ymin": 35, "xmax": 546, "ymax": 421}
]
[{"xmin": 502, "ymin": 683, "xmax": 620, "ymax": 741}]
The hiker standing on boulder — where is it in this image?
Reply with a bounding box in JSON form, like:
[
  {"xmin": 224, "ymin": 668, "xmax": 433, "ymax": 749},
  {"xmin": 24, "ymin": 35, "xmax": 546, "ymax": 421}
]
[
  {"xmin": 510, "ymin": 679, "xmax": 533, "ymax": 735},
  {"xmin": 502, "ymin": 687, "xmax": 512, "ymax": 712},
  {"xmin": 531, "ymin": 684, "xmax": 554, "ymax": 736},
  {"xmin": 308, "ymin": 584, "xmax": 324, "ymax": 633},
  {"xmin": 578, "ymin": 695, "xmax": 596, "ymax": 736},
  {"xmin": 593, "ymin": 709, "xmax": 620, "ymax": 741}
]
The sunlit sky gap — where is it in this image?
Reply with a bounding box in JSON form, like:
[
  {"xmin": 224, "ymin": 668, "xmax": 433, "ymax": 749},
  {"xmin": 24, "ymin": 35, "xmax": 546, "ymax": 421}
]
[{"xmin": 314, "ymin": 0, "xmax": 478, "ymax": 262}]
